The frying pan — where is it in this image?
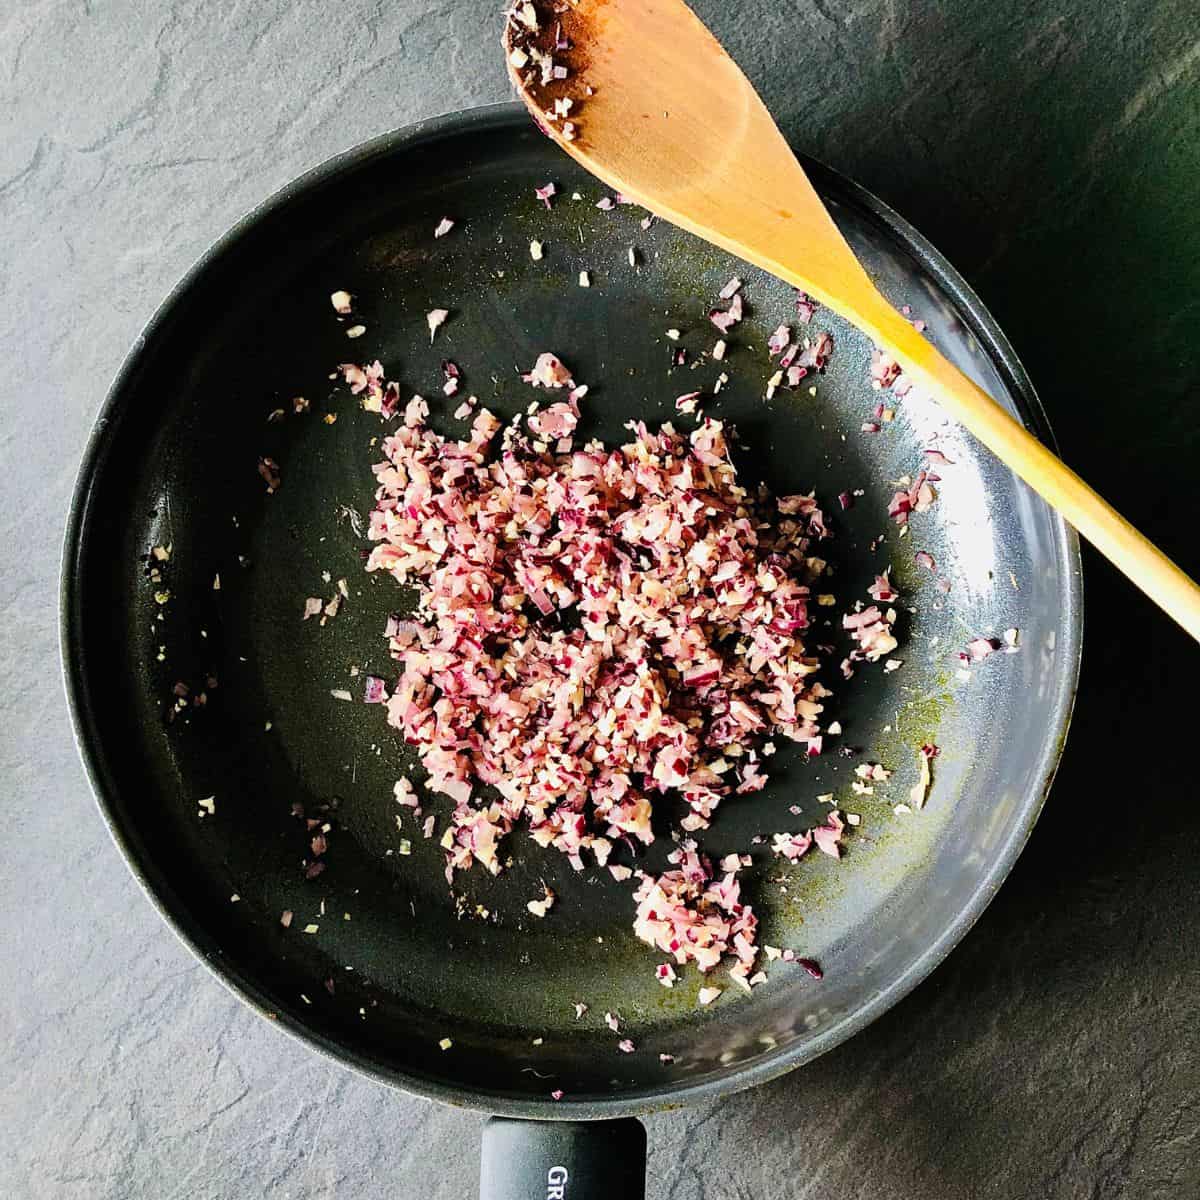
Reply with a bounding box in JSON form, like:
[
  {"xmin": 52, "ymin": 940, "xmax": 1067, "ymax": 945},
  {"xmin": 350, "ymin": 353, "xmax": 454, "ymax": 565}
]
[{"xmin": 62, "ymin": 103, "xmax": 1082, "ymax": 1199}]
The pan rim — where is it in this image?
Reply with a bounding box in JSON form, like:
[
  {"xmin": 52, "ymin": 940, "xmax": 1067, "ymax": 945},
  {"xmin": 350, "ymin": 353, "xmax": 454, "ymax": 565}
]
[{"xmin": 60, "ymin": 100, "xmax": 1083, "ymax": 1121}]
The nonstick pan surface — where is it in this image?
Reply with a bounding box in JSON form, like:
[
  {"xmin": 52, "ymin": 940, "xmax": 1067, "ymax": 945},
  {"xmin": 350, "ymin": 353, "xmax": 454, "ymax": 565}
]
[{"xmin": 63, "ymin": 103, "xmax": 1081, "ymax": 1122}]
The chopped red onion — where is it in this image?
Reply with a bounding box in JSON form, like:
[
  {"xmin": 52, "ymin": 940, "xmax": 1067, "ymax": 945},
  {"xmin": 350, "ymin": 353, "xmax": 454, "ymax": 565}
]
[
  {"xmin": 966, "ymin": 636, "xmax": 1001, "ymax": 662},
  {"xmin": 426, "ymin": 308, "xmax": 449, "ymax": 342},
  {"xmin": 867, "ymin": 570, "xmax": 896, "ymax": 603},
  {"xmin": 526, "ymin": 886, "xmax": 556, "ymax": 918},
  {"xmin": 257, "ymin": 457, "xmax": 281, "ymax": 493},
  {"xmin": 812, "ymin": 811, "xmax": 845, "ymax": 859},
  {"xmin": 843, "ymin": 596, "xmax": 899, "ymax": 664},
  {"xmin": 632, "ymin": 841, "xmax": 759, "ymax": 983},
  {"xmin": 366, "ymin": 391, "xmax": 835, "ymax": 886},
  {"xmin": 771, "ymin": 830, "xmax": 813, "ymax": 861},
  {"xmin": 870, "ymin": 349, "xmax": 902, "ymax": 390},
  {"xmin": 767, "ymin": 325, "xmax": 791, "ymax": 356},
  {"xmin": 794, "ymin": 292, "xmax": 817, "ymax": 323},
  {"xmin": 708, "ymin": 292, "xmax": 743, "ymax": 333},
  {"xmin": 526, "ymin": 351, "xmax": 574, "ymax": 388}
]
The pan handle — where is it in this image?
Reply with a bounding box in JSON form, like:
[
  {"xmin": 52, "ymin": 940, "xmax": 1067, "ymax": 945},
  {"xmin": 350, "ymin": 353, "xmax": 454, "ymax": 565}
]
[{"xmin": 480, "ymin": 1116, "xmax": 646, "ymax": 1200}]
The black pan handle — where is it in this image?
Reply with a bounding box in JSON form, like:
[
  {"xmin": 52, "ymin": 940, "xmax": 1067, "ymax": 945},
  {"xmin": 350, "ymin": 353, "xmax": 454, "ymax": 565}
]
[{"xmin": 480, "ymin": 1116, "xmax": 646, "ymax": 1200}]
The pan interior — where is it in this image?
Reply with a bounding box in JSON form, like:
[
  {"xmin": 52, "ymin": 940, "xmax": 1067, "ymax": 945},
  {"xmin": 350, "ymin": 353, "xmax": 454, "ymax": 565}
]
[{"xmin": 66, "ymin": 113, "xmax": 1079, "ymax": 1109}]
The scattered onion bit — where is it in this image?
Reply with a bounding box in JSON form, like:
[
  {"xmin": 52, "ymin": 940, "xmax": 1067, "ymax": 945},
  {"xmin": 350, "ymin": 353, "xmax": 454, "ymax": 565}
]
[
  {"xmin": 697, "ymin": 986, "xmax": 722, "ymax": 1006},
  {"xmin": 442, "ymin": 360, "xmax": 461, "ymax": 398},
  {"xmin": 366, "ymin": 387, "xmax": 834, "ymax": 888},
  {"xmin": 524, "ymin": 350, "xmax": 574, "ymax": 388},
  {"xmin": 964, "ymin": 636, "xmax": 1001, "ymax": 663},
  {"xmin": 813, "ymin": 810, "xmax": 846, "ymax": 857},
  {"xmin": 617, "ymin": 1038, "xmax": 636, "ymax": 1054},
  {"xmin": 330, "ymin": 290, "xmax": 352, "ymax": 314},
  {"xmin": 888, "ymin": 469, "xmax": 936, "ymax": 525},
  {"xmin": 257, "ymin": 457, "xmax": 281, "ymax": 493},
  {"xmin": 633, "ymin": 841, "xmax": 759, "ymax": 988},
  {"xmin": 843, "ymin": 595, "xmax": 900, "ymax": 670},
  {"xmin": 426, "ymin": 308, "xmax": 449, "ymax": 342},
  {"xmin": 709, "ymin": 291, "xmax": 743, "ymax": 334},
  {"xmin": 433, "ymin": 217, "xmax": 455, "ymax": 238},
  {"xmin": 909, "ymin": 743, "xmax": 939, "ymax": 809},
  {"xmin": 770, "ymin": 830, "xmax": 812, "ymax": 861},
  {"xmin": 867, "ymin": 569, "xmax": 897, "ymax": 603},
  {"xmin": 394, "ymin": 777, "xmax": 420, "ymax": 814}
]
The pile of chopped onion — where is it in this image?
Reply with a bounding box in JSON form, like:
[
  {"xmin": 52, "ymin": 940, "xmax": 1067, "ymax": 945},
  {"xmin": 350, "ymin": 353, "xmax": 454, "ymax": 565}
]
[{"xmin": 364, "ymin": 358, "xmax": 835, "ymax": 883}]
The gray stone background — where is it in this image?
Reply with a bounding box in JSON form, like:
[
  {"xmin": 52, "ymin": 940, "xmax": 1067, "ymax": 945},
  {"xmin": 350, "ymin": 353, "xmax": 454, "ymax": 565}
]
[{"xmin": 4, "ymin": 0, "xmax": 1200, "ymax": 1195}]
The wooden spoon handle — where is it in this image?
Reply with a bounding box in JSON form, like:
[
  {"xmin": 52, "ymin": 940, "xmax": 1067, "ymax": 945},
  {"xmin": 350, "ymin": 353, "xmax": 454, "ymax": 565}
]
[{"xmin": 861, "ymin": 301, "xmax": 1200, "ymax": 641}]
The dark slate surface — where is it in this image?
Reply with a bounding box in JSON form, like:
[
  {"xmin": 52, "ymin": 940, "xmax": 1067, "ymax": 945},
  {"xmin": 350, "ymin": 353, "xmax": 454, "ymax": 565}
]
[{"xmin": 4, "ymin": 0, "xmax": 1199, "ymax": 1195}]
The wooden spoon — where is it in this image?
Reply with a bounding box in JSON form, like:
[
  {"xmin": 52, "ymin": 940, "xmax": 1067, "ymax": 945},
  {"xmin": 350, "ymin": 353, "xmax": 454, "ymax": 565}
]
[{"xmin": 503, "ymin": 0, "xmax": 1200, "ymax": 641}]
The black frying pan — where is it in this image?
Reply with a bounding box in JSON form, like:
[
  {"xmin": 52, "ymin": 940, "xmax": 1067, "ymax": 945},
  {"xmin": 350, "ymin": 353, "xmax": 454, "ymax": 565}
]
[{"xmin": 62, "ymin": 103, "xmax": 1082, "ymax": 1199}]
